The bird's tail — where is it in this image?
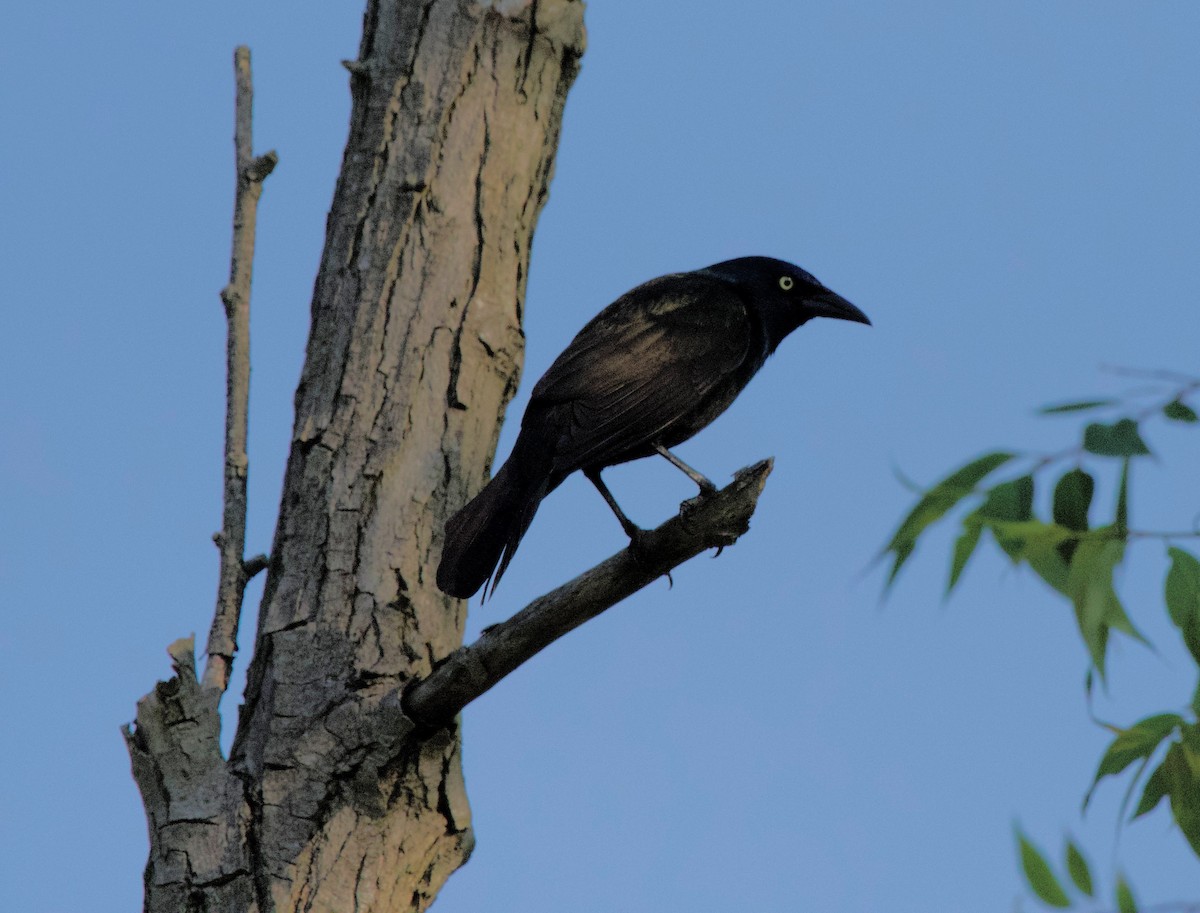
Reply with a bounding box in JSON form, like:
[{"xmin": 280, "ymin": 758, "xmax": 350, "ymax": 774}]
[{"xmin": 436, "ymin": 436, "xmax": 551, "ymax": 599}]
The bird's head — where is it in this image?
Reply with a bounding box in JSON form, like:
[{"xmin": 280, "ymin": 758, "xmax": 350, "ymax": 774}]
[{"xmin": 702, "ymin": 256, "xmax": 870, "ymax": 345}]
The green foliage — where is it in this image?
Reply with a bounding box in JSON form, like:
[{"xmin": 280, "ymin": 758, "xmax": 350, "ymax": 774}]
[
  {"xmin": 1017, "ymin": 830, "xmax": 1071, "ymax": 908},
  {"xmin": 1039, "ymin": 399, "xmax": 1117, "ymax": 415},
  {"xmin": 1053, "ymin": 469, "xmax": 1094, "ymax": 533},
  {"xmin": 1016, "ymin": 829, "xmax": 1154, "ymax": 911},
  {"xmin": 1083, "ymin": 419, "xmax": 1152, "ymax": 458},
  {"xmin": 883, "ymin": 372, "xmax": 1200, "ymax": 909},
  {"xmin": 1085, "ymin": 713, "xmax": 1183, "ymax": 809},
  {"xmin": 1150, "ymin": 738, "xmax": 1200, "ymax": 857},
  {"xmin": 1166, "ymin": 548, "xmax": 1200, "ymax": 665},
  {"xmin": 881, "ymin": 451, "xmax": 1014, "ymax": 585},
  {"xmin": 1132, "ymin": 733, "xmax": 1200, "ymax": 856},
  {"xmin": 1065, "ymin": 839, "xmax": 1094, "ymax": 897},
  {"xmin": 1134, "ymin": 756, "xmax": 1170, "ymax": 818},
  {"xmin": 947, "ymin": 520, "xmax": 983, "ymax": 594},
  {"xmin": 883, "ymin": 447, "xmax": 1144, "ymax": 675},
  {"xmin": 1067, "ymin": 536, "xmax": 1141, "ymax": 676},
  {"xmin": 882, "ymin": 382, "xmax": 1196, "ymax": 678},
  {"xmin": 1164, "ymin": 400, "xmax": 1199, "ymax": 423},
  {"xmin": 1116, "ymin": 876, "xmax": 1138, "ymax": 913}
]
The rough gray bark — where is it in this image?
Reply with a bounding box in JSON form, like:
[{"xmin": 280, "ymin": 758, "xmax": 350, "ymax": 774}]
[
  {"xmin": 229, "ymin": 3, "xmax": 585, "ymax": 908},
  {"xmin": 126, "ymin": 3, "xmax": 780, "ymax": 911},
  {"xmin": 128, "ymin": 3, "xmax": 585, "ymax": 910}
]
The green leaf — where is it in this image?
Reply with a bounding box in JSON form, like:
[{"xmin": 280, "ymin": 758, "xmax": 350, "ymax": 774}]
[
  {"xmin": 1133, "ymin": 757, "xmax": 1170, "ymax": 818},
  {"xmin": 1025, "ymin": 538, "xmax": 1072, "ymax": 596},
  {"xmin": 1086, "ymin": 713, "xmax": 1183, "ymax": 808},
  {"xmin": 1064, "ymin": 840, "xmax": 1093, "ymax": 897},
  {"xmin": 978, "ymin": 475, "xmax": 1034, "ymax": 522},
  {"xmin": 987, "ymin": 519, "xmax": 1074, "ymax": 556},
  {"xmin": 1161, "ymin": 741, "xmax": 1200, "ymax": 857},
  {"xmin": 1192, "ymin": 682, "xmax": 1200, "ymax": 719},
  {"xmin": 1166, "ymin": 547, "xmax": 1200, "ymax": 627},
  {"xmin": 947, "ymin": 518, "xmax": 983, "ymax": 594},
  {"xmin": 1083, "ymin": 418, "xmax": 1151, "ymax": 458},
  {"xmin": 987, "ymin": 520, "xmax": 1082, "ymax": 593},
  {"xmin": 1116, "ymin": 876, "xmax": 1138, "ymax": 913},
  {"xmin": 1039, "ymin": 399, "xmax": 1117, "ymax": 415},
  {"xmin": 1017, "ymin": 830, "xmax": 1071, "ymax": 908},
  {"xmin": 1053, "ymin": 469, "xmax": 1093, "ymax": 533},
  {"xmin": 1067, "ymin": 537, "xmax": 1128, "ymax": 674},
  {"xmin": 883, "ymin": 452, "xmax": 1015, "ymax": 587},
  {"xmin": 1165, "ymin": 547, "xmax": 1200, "ymax": 665},
  {"xmin": 978, "ymin": 475, "xmax": 1035, "ymax": 561},
  {"xmin": 1164, "ymin": 399, "xmax": 1199, "ymax": 423},
  {"xmin": 1181, "ymin": 722, "xmax": 1200, "ymax": 763},
  {"xmin": 1115, "ymin": 459, "xmax": 1130, "ymax": 535}
]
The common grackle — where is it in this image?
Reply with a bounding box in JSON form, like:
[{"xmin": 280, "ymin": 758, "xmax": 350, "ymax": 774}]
[{"xmin": 436, "ymin": 256, "xmax": 870, "ymax": 598}]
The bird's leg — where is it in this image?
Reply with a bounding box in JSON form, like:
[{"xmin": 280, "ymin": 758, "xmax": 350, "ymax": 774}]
[
  {"xmin": 584, "ymin": 468, "xmax": 648, "ymax": 546},
  {"xmin": 652, "ymin": 443, "xmax": 718, "ymax": 496}
]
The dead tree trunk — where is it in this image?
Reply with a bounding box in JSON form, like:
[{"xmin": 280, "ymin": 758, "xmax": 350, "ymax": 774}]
[
  {"xmin": 124, "ymin": 2, "xmax": 784, "ymax": 909},
  {"xmin": 127, "ymin": 3, "xmax": 585, "ymax": 910}
]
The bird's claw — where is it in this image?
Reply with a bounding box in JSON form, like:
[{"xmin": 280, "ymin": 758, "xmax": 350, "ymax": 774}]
[{"xmin": 682, "ymin": 478, "xmax": 719, "ymax": 514}]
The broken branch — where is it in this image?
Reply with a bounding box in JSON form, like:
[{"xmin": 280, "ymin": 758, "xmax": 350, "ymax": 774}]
[{"xmin": 404, "ymin": 459, "xmax": 774, "ymax": 726}]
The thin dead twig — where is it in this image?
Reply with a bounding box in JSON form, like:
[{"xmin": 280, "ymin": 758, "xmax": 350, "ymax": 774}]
[{"xmin": 202, "ymin": 46, "xmax": 277, "ymax": 694}]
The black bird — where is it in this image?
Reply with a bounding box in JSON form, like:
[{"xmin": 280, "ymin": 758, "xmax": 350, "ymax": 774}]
[{"xmin": 437, "ymin": 256, "xmax": 870, "ymax": 598}]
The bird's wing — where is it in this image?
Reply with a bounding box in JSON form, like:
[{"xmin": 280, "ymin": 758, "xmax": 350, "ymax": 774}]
[{"xmin": 528, "ymin": 273, "xmax": 754, "ymax": 472}]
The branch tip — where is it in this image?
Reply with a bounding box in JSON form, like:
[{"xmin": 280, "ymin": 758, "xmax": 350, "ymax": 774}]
[
  {"xmin": 167, "ymin": 635, "xmax": 197, "ymax": 677},
  {"xmin": 245, "ymin": 151, "xmax": 278, "ymax": 183}
]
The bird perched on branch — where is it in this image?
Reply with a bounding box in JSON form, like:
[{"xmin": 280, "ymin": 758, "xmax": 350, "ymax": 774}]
[{"xmin": 436, "ymin": 256, "xmax": 870, "ymax": 599}]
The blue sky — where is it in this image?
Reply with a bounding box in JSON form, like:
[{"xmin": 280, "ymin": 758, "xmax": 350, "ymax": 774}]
[{"xmin": 3, "ymin": 2, "xmax": 1199, "ymax": 910}]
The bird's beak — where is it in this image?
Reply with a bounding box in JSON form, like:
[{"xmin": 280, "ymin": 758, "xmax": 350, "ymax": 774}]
[{"xmin": 809, "ymin": 288, "xmax": 871, "ymax": 326}]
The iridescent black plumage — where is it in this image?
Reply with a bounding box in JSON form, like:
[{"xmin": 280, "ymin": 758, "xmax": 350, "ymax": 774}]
[{"xmin": 436, "ymin": 256, "xmax": 869, "ymax": 598}]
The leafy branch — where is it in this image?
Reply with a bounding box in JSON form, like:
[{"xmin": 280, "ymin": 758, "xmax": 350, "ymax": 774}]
[
  {"xmin": 1016, "ymin": 828, "xmax": 1200, "ymax": 913},
  {"xmin": 881, "ymin": 373, "xmax": 1200, "ymax": 905}
]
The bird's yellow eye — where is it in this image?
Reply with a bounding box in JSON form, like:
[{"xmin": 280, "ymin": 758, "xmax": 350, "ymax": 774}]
[{"xmin": 779, "ymin": 276, "xmax": 794, "ymax": 291}]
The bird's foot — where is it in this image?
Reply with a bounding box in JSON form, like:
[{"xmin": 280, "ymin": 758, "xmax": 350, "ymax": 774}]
[{"xmin": 680, "ymin": 480, "xmax": 717, "ymax": 517}]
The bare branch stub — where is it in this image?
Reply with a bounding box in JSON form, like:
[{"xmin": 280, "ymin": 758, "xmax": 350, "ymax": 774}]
[
  {"xmin": 404, "ymin": 459, "xmax": 774, "ymax": 726},
  {"xmin": 202, "ymin": 45, "xmax": 276, "ymax": 695}
]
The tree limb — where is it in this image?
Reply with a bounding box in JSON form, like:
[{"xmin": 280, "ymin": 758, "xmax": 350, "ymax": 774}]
[
  {"xmin": 202, "ymin": 46, "xmax": 277, "ymax": 695},
  {"xmin": 404, "ymin": 458, "xmax": 774, "ymax": 726},
  {"xmin": 123, "ymin": 635, "xmax": 252, "ymax": 909}
]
